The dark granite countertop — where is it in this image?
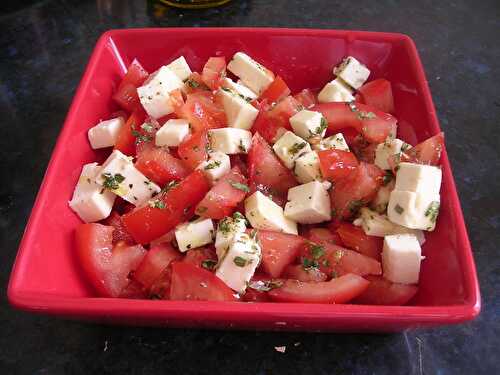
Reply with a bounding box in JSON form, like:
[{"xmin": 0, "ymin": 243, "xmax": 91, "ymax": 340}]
[{"xmin": 1, "ymin": 0, "xmax": 499, "ymax": 374}]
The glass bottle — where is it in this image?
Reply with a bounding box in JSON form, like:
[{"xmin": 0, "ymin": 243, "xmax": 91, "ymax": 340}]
[{"xmin": 158, "ymin": 0, "xmax": 232, "ymax": 9}]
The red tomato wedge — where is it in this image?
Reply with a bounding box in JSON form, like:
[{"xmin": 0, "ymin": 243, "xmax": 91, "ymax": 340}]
[
  {"xmin": 293, "ymin": 88, "xmax": 317, "ymax": 108},
  {"xmin": 241, "ymin": 275, "xmax": 273, "ymax": 302},
  {"xmin": 75, "ymin": 223, "xmax": 146, "ymax": 297},
  {"xmin": 354, "ymin": 275, "xmax": 418, "ymax": 305},
  {"xmin": 258, "ymin": 231, "xmax": 306, "ymax": 278},
  {"xmin": 177, "ymin": 130, "xmax": 210, "ymax": 170},
  {"xmin": 133, "ymin": 242, "xmax": 181, "ymax": 290},
  {"xmin": 390, "ymin": 132, "xmax": 445, "ymax": 170},
  {"xmin": 114, "ymin": 109, "xmax": 146, "ymax": 156},
  {"xmin": 357, "ymin": 79, "xmax": 395, "ymax": 114},
  {"xmin": 283, "ymin": 264, "xmax": 328, "ymax": 282},
  {"xmin": 252, "ymin": 96, "xmax": 301, "ymax": 143},
  {"xmin": 122, "ymin": 170, "xmax": 210, "ymax": 244},
  {"xmin": 135, "ymin": 146, "xmax": 190, "ymax": 186},
  {"xmin": 268, "ymin": 274, "xmax": 369, "ymax": 303},
  {"xmin": 170, "ymin": 262, "xmax": 237, "ymax": 301},
  {"xmin": 201, "ymin": 57, "xmax": 226, "ymax": 90},
  {"xmin": 196, "ymin": 167, "xmax": 248, "ymax": 219},
  {"xmin": 179, "ymin": 92, "xmax": 226, "ymax": 134},
  {"xmin": 102, "ymin": 211, "xmax": 135, "ymax": 245},
  {"xmin": 112, "ymin": 59, "xmax": 149, "ymax": 112},
  {"xmin": 303, "ymin": 227, "xmax": 343, "ymax": 246},
  {"xmin": 182, "ymin": 246, "xmax": 218, "ymax": 269},
  {"xmin": 120, "ymin": 280, "xmax": 147, "ymax": 299},
  {"xmin": 337, "ymin": 222, "xmax": 382, "ymax": 260},
  {"xmin": 318, "ymin": 149, "xmax": 359, "ymax": 182},
  {"xmin": 248, "ymin": 133, "xmax": 298, "ymax": 205},
  {"xmin": 260, "ymin": 76, "xmax": 291, "ymax": 104},
  {"xmin": 184, "ymin": 72, "xmax": 211, "ymax": 94}
]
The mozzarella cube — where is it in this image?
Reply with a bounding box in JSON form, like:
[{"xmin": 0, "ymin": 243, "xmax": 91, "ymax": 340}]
[
  {"xmin": 166, "ymin": 56, "xmax": 192, "ymax": 81},
  {"xmin": 317, "ymin": 78, "xmax": 355, "ymax": 103},
  {"xmin": 227, "ymin": 52, "xmax": 274, "ymax": 95},
  {"xmin": 215, "ymin": 231, "xmax": 261, "ymax": 293},
  {"xmin": 214, "ymin": 212, "xmax": 247, "ymax": 259},
  {"xmin": 284, "ymin": 181, "xmax": 331, "ymax": 224},
  {"xmin": 69, "ymin": 163, "xmax": 116, "ymax": 223},
  {"xmin": 272, "ymin": 131, "xmax": 312, "ymax": 169},
  {"xmin": 290, "ymin": 110, "xmax": 327, "ymax": 141},
  {"xmin": 208, "ymin": 128, "xmax": 252, "ymax": 155},
  {"xmin": 95, "ymin": 150, "xmax": 161, "ymax": 206},
  {"xmin": 394, "ymin": 162, "xmax": 442, "ymax": 196},
  {"xmin": 388, "ymin": 190, "xmax": 440, "ymax": 231},
  {"xmin": 382, "ymin": 234, "xmax": 422, "ymax": 284},
  {"xmin": 137, "ymin": 66, "xmax": 183, "ymax": 118},
  {"xmin": 245, "ymin": 191, "xmax": 298, "ymax": 235},
  {"xmin": 218, "ymin": 88, "xmax": 259, "ymax": 130},
  {"xmin": 197, "ymin": 151, "xmax": 231, "ymax": 185},
  {"xmin": 333, "ymin": 56, "xmax": 370, "ymax": 89},
  {"xmin": 175, "ymin": 217, "xmax": 214, "ymax": 252},
  {"xmin": 87, "ymin": 117, "xmax": 124, "ymax": 149},
  {"xmin": 221, "ymin": 77, "xmax": 258, "ymax": 101},
  {"xmin": 294, "ymin": 151, "xmax": 322, "ymax": 184},
  {"xmin": 375, "ymin": 138, "xmax": 410, "ymax": 170},
  {"xmin": 155, "ymin": 119, "xmax": 190, "ymax": 147},
  {"xmin": 313, "ymin": 133, "xmax": 350, "ymax": 152}
]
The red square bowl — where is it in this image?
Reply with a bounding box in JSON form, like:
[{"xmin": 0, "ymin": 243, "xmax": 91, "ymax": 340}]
[{"xmin": 8, "ymin": 28, "xmax": 480, "ymax": 332}]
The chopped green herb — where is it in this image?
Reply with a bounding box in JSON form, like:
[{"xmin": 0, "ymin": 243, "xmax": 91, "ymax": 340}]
[
  {"xmin": 161, "ymin": 180, "xmax": 179, "ymax": 193},
  {"xmin": 204, "ymin": 160, "xmax": 221, "ymax": 170},
  {"xmin": 218, "ymin": 218, "xmax": 232, "ymax": 234},
  {"xmin": 348, "ymin": 199, "xmax": 365, "ymax": 215},
  {"xmin": 201, "ymin": 259, "xmax": 217, "ymax": 270},
  {"xmin": 230, "ymin": 181, "xmax": 250, "ymax": 193},
  {"xmin": 186, "ymin": 79, "xmax": 200, "ymax": 88},
  {"xmin": 141, "ymin": 123, "xmax": 154, "ymax": 133},
  {"xmin": 248, "ymin": 279, "xmax": 283, "ymax": 292},
  {"xmin": 347, "ymin": 101, "xmax": 377, "ymax": 120},
  {"xmin": 333, "ymin": 249, "xmax": 344, "ymax": 263},
  {"xmin": 311, "ymin": 244, "xmax": 325, "ymax": 259},
  {"xmin": 148, "ymin": 199, "xmax": 166, "ymax": 209},
  {"xmin": 401, "ymin": 142, "xmax": 412, "ymax": 152},
  {"xmin": 425, "ymin": 201, "xmax": 440, "ymax": 223},
  {"xmin": 302, "ymin": 257, "xmax": 319, "ymax": 270},
  {"xmin": 233, "ymin": 211, "xmax": 246, "ymax": 221},
  {"xmin": 101, "ymin": 173, "xmax": 125, "ymax": 191},
  {"xmin": 233, "ymin": 256, "xmax": 248, "ymax": 267},
  {"xmin": 394, "ymin": 204, "xmax": 404, "ymax": 214},
  {"xmin": 288, "ymin": 142, "xmax": 307, "ymax": 156},
  {"xmin": 131, "ymin": 129, "xmax": 152, "ymax": 144},
  {"xmin": 238, "ymin": 139, "xmax": 247, "ymax": 153}
]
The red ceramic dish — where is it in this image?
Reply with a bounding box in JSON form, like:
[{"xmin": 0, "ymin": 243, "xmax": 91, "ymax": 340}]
[{"xmin": 7, "ymin": 28, "xmax": 480, "ymax": 331}]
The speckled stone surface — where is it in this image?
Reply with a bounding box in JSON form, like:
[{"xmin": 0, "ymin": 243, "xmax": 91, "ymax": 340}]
[{"xmin": 1, "ymin": 0, "xmax": 499, "ymax": 374}]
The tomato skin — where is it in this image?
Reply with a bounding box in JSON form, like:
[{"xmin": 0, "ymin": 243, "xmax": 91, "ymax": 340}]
[
  {"xmin": 268, "ymin": 274, "xmax": 370, "ymax": 304},
  {"xmin": 112, "ymin": 59, "xmax": 149, "ymax": 112},
  {"xmin": 122, "ymin": 170, "xmax": 210, "ymax": 244},
  {"xmin": 201, "ymin": 57, "xmax": 226, "ymax": 90},
  {"xmin": 114, "ymin": 110, "xmax": 146, "ymax": 156},
  {"xmin": 318, "ymin": 149, "xmax": 359, "ymax": 182},
  {"xmin": 241, "ymin": 274, "xmax": 273, "ymax": 302},
  {"xmin": 283, "ymin": 264, "xmax": 328, "ymax": 282},
  {"xmin": 390, "ymin": 132, "xmax": 445, "ymax": 170},
  {"xmin": 260, "ymin": 76, "xmax": 291, "ymax": 104},
  {"xmin": 170, "ymin": 262, "xmax": 237, "ymax": 301},
  {"xmin": 182, "ymin": 246, "xmax": 218, "ymax": 269},
  {"xmin": 358, "ymin": 79, "xmax": 395, "ymax": 114},
  {"xmin": 135, "ymin": 146, "xmax": 190, "ymax": 185},
  {"xmin": 102, "ymin": 211, "xmax": 135, "ymax": 245},
  {"xmin": 258, "ymin": 231, "xmax": 306, "ymax": 278},
  {"xmin": 293, "ymin": 88, "xmax": 317, "ymax": 108},
  {"xmin": 303, "ymin": 227, "xmax": 343, "ymax": 246},
  {"xmin": 180, "ymin": 92, "xmax": 227, "ymax": 134},
  {"xmin": 337, "ymin": 222, "xmax": 382, "ymax": 260},
  {"xmin": 184, "ymin": 72, "xmax": 211, "ymax": 94},
  {"xmin": 177, "ymin": 130, "xmax": 209, "ymax": 170},
  {"xmin": 354, "ymin": 275, "xmax": 418, "ymax": 305},
  {"xmin": 252, "ymin": 96, "xmax": 301, "ymax": 143},
  {"xmin": 120, "ymin": 280, "xmax": 147, "ymax": 299},
  {"xmin": 75, "ymin": 224, "xmax": 146, "ymax": 297},
  {"xmin": 196, "ymin": 167, "xmax": 248, "ymax": 219}
]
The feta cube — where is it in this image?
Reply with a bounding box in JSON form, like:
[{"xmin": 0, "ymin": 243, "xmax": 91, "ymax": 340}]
[
  {"xmin": 317, "ymin": 78, "xmax": 355, "ymax": 103},
  {"xmin": 95, "ymin": 150, "xmax": 161, "ymax": 206},
  {"xmin": 333, "ymin": 56, "xmax": 370, "ymax": 89},
  {"xmin": 155, "ymin": 119, "xmax": 190, "ymax": 147},
  {"xmin": 218, "ymin": 88, "xmax": 259, "ymax": 130},
  {"xmin": 214, "ymin": 212, "xmax": 247, "ymax": 259},
  {"xmin": 175, "ymin": 217, "xmax": 215, "ymax": 252},
  {"xmin": 221, "ymin": 77, "xmax": 258, "ymax": 101},
  {"xmin": 215, "ymin": 231, "xmax": 261, "ymax": 293},
  {"xmin": 87, "ymin": 117, "xmax": 124, "ymax": 149},
  {"xmin": 388, "ymin": 190, "xmax": 440, "ymax": 231},
  {"xmin": 227, "ymin": 52, "xmax": 274, "ymax": 95},
  {"xmin": 272, "ymin": 131, "xmax": 312, "ymax": 169},
  {"xmin": 137, "ymin": 66, "xmax": 183, "ymax": 119},
  {"xmin": 208, "ymin": 128, "xmax": 252, "ymax": 154},
  {"xmin": 394, "ymin": 162, "xmax": 442, "ymax": 196},
  {"xmin": 289, "ymin": 110, "xmax": 327, "ymax": 141},
  {"xmin": 382, "ymin": 234, "xmax": 422, "ymax": 284},
  {"xmin": 293, "ymin": 151, "xmax": 323, "ymax": 184},
  {"xmin": 374, "ymin": 138, "xmax": 411, "ymax": 170},
  {"xmin": 197, "ymin": 151, "xmax": 231, "ymax": 185},
  {"xmin": 69, "ymin": 163, "xmax": 116, "ymax": 223},
  {"xmin": 245, "ymin": 191, "xmax": 298, "ymax": 235},
  {"xmin": 313, "ymin": 133, "xmax": 350, "ymax": 152},
  {"xmin": 284, "ymin": 181, "xmax": 331, "ymax": 224},
  {"xmin": 166, "ymin": 56, "xmax": 192, "ymax": 81}
]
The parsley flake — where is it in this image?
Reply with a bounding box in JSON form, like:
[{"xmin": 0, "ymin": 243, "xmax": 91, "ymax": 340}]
[
  {"xmin": 204, "ymin": 160, "xmax": 221, "ymax": 170},
  {"xmin": 248, "ymin": 279, "xmax": 283, "ymax": 292},
  {"xmin": 230, "ymin": 181, "xmax": 250, "ymax": 193},
  {"xmin": 201, "ymin": 259, "xmax": 217, "ymax": 270},
  {"xmin": 233, "ymin": 256, "xmax": 248, "ymax": 267},
  {"xmin": 425, "ymin": 201, "xmax": 440, "ymax": 223},
  {"xmin": 288, "ymin": 142, "xmax": 307, "ymax": 156},
  {"xmin": 394, "ymin": 204, "xmax": 404, "ymax": 214},
  {"xmin": 148, "ymin": 200, "xmax": 166, "ymax": 209},
  {"xmin": 101, "ymin": 173, "xmax": 125, "ymax": 190}
]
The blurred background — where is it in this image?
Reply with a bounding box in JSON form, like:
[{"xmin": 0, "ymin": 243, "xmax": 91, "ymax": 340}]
[{"xmin": 1, "ymin": 1, "xmax": 499, "ymax": 374}]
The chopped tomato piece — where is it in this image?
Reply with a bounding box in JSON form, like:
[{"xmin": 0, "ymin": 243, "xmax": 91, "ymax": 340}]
[
  {"xmin": 122, "ymin": 170, "xmax": 210, "ymax": 244},
  {"xmin": 179, "ymin": 92, "xmax": 226, "ymax": 133},
  {"xmin": 390, "ymin": 132, "xmax": 445, "ymax": 170},
  {"xmin": 337, "ymin": 222, "xmax": 382, "ymax": 260},
  {"xmin": 229, "ymin": 155, "xmax": 248, "ymax": 176},
  {"xmin": 168, "ymin": 88, "xmax": 185, "ymax": 114},
  {"xmin": 149, "ymin": 266, "xmax": 174, "ymax": 299},
  {"xmin": 170, "ymin": 262, "xmax": 237, "ymax": 301},
  {"xmin": 258, "ymin": 230, "xmax": 305, "ymax": 277},
  {"xmin": 184, "ymin": 72, "xmax": 211, "ymax": 94},
  {"xmin": 303, "ymin": 227, "xmax": 343, "ymax": 246},
  {"xmin": 75, "ymin": 224, "xmax": 146, "ymax": 297},
  {"xmin": 358, "ymin": 79, "xmax": 395, "ymax": 114},
  {"xmin": 241, "ymin": 275, "xmax": 273, "ymax": 302},
  {"xmin": 318, "ymin": 149, "xmax": 359, "ymax": 182},
  {"xmin": 283, "ymin": 264, "xmax": 328, "ymax": 282},
  {"xmin": 354, "ymin": 275, "xmax": 418, "ymax": 305},
  {"xmin": 135, "ymin": 146, "xmax": 190, "ymax": 185},
  {"xmin": 268, "ymin": 274, "xmax": 369, "ymax": 303},
  {"xmin": 112, "ymin": 59, "xmax": 149, "ymax": 112},
  {"xmin": 252, "ymin": 96, "xmax": 301, "ymax": 143},
  {"xmin": 349, "ymin": 135, "xmax": 378, "ymax": 163},
  {"xmin": 182, "ymin": 246, "xmax": 218, "ymax": 269},
  {"xmin": 196, "ymin": 167, "xmax": 248, "ymax": 219},
  {"xmin": 201, "ymin": 57, "xmax": 226, "ymax": 90},
  {"xmin": 293, "ymin": 88, "xmax": 317, "ymax": 108},
  {"xmin": 114, "ymin": 109, "xmax": 146, "ymax": 156},
  {"xmin": 120, "ymin": 280, "xmax": 147, "ymax": 299},
  {"xmin": 260, "ymin": 76, "xmax": 291, "ymax": 104},
  {"xmin": 102, "ymin": 211, "xmax": 135, "ymax": 245},
  {"xmin": 177, "ymin": 130, "xmax": 209, "ymax": 170}
]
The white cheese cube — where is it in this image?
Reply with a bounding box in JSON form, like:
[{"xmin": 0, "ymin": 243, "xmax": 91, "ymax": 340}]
[
  {"xmin": 166, "ymin": 56, "xmax": 192, "ymax": 81},
  {"xmin": 175, "ymin": 217, "xmax": 215, "ymax": 252},
  {"xmin": 214, "ymin": 212, "xmax": 247, "ymax": 260},
  {"xmin": 289, "ymin": 110, "xmax": 327, "ymax": 141},
  {"xmin": 293, "ymin": 151, "xmax": 322, "ymax": 184},
  {"xmin": 69, "ymin": 163, "xmax": 116, "ymax": 223},
  {"xmin": 394, "ymin": 162, "xmax": 442, "ymax": 196},
  {"xmin": 137, "ymin": 66, "xmax": 183, "ymax": 119},
  {"xmin": 284, "ymin": 181, "xmax": 331, "ymax": 224},
  {"xmin": 382, "ymin": 234, "xmax": 422, "ymax": 284},
  {"xmin": 87, "ymin": 117, "xmax": 124, "ymax": 149},
  {"xmin": 215, "ymin": 231, "xmax": 261, "ymax": 293},
  {"xmin": 333, "ymin": 56, "xmax": 371, "ymax": 89},
  {"xmin": 95, "ymin": 150, "xmax": 161, "ymax": 206},
  {"xmin": 245, "ymin": 191, "xmax": 298, "ymax": 235},
  {"xmin": 272, "ymin": 131, "xmax": 312, "ymax": 169},
  {"xmin": 221, "ymin": 77, "xmax": 258, "ymax": 101},
  {"xmin": 388, "ymin": 190, "xmax": 440, "ymax": 231},
  {"xmin": 155, "ymin": 119, "xmax": 190, "ymax": 147},
  {"xmin": 218, "ymin": 88, "xmax": 259, "ymax": 130},
  {"xmin": 208, "ymin": 128, "xmax": 252, "ymax": 155},
  {"xmin": 227, "ymin": 52, "xmax": 274, "ymax": 95},
  {"xmin": 317, "ymin": 78, "xmax": 355, "ymax": 103},
  {"xmin": 313, "ymin": 133, "xmax": 350, "ymax": 152},
  {"xmin": 197, "ymin": 151, "xmax": 231, "ymax": 185},
  {"xmin": 374, "ymin": 138, "xmax": 411, "ymax": 170}
]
